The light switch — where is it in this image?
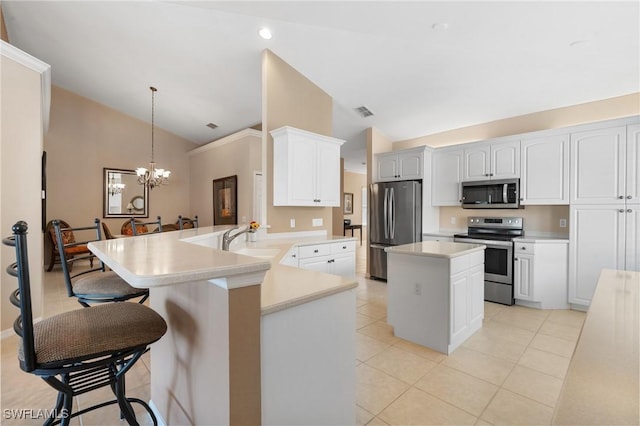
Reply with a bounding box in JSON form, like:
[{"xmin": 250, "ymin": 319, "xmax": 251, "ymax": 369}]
[{"xmin": 290, "ymin": 219, "xmax": 295, "ymax": 228}]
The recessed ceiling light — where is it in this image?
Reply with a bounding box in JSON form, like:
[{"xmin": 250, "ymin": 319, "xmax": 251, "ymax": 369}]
[
  {"xmin": 259, "ymin": 27, "xmax": 272, "ymax": 40},
  {"xmin": 431, "ymin": 22, "xmax": 449, "ymax": 31}
]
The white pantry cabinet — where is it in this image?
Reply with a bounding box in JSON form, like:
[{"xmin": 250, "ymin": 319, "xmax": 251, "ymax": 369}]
[
  {"xmin": 432, "ymin": 147, "xmax": 464, "ymax": 206},
  {"xmin": 513, "ymin": 240, "xmax": 569, "ymax": 309},
  {"xmin": 520, "ymin": 134, "xmax": 569, "ymax": 205},
  {"xmin": 271, "ymin": 126, "xmax": 344, "ymax": 207},
  {"xmin": 375, "ymin": 147, "xmax": 424, "ymax": 182},
  {"xmin": 570, "ymin": 125, "xmax": 639, "ymax": 205},
  {"xmin": 463, "ymin": 139, "xmax": 520, "ymax": 181},
  {"xmin": 569, "ymin": 205, "xmax": 639, "ymax": 306}
]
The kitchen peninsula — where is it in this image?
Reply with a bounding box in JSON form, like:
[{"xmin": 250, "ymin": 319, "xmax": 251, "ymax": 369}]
[
  {"xmin": 88, "ymin": 226, "xmax": 358, "ymax": 426},
  {"xmin": 386, "ymin": 241, "xmax": 486, "ymax": 354}
]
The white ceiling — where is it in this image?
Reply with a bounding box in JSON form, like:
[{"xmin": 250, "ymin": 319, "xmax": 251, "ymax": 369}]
[{"xmin": 4, "ymin": 1, "xmax": 639, "ymax": 174}]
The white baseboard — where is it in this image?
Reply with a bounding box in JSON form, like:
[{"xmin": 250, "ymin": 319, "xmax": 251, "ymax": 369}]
[{"xmin": 149, "ymin": 400, "xmax": 167, "ymax": 426}]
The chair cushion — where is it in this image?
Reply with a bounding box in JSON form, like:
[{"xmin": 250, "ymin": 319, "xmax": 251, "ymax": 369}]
[
  {"xmin": 73, "ymin": 271, "xmax": 147, "ymax": 297},
  {"xmin": 20, "ymin": 303, "xmax": 167, "ymax": 366},
  {"xmin": 64, "ymin": 245, "xmax": 90, "ymax": 256}
]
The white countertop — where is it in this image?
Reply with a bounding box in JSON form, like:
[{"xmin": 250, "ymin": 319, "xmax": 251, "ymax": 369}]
[
  {"xmin": 513, "ymin": 236, "xmax": 569, "ymax": 243},
  {"xmin": 553, "ymin": 269, "xmax": 640, "ymax": 425},
  {"xmin": 385, "ymin": 241, "xmax": 485, "ymax": 258},
  {"xmin": 88, "ymin": 226, "xmax": 357, "ymax": 316}
]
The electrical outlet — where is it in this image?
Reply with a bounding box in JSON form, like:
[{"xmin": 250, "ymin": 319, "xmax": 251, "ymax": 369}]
[
  {"xmin": 290, "ymin": 219, "xmax": 295, "ymax": 228},
  {"xmin": 450, "ymin": 217, "xmax": 456, "ymax": 225},
  {"xmin": 414, "ymin": 283, "xmax": 422, "ymax": 295},
  {"xmin": 559, "ymin": 218, "xmax": 567, "ymax": 228},
  {"xmin": 312, "ymin": 218, "xmax": 323, "ymax": 227}
]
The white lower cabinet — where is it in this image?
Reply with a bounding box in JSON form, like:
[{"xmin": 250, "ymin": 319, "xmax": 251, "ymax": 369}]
[
  {"xmin": 513, "ymin": 241, "xmax": 569, "ymax": 309},
  {"xmin": 296, "ymin": 241, "xmax": 356, "ymax": 279}
]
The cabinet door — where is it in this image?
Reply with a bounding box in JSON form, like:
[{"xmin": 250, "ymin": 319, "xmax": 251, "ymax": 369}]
[
  {"xmin": 280, "ymin": 248, "xmax": 299, "ymax": 267},
  {"xmin": 627, "ymin": 124, "xmax": 640, "ymax": 205},
  {"xmin": 315, "ymin": 141, "xmax": 341, "ymax": 206},
  {"xmin": 397, "ymin": 150, "xmax": 423, "ymax": 180},
  {"xmin": 570, "ymin": 126, "xmax": 627, "ymax": 204},
  {"xmin": 463, "ymin": 144, "xmax": 490, "ymax": 181},
  {"xmin": 376, "ymin": 154, "xmax": 398, "ymax": 182},
  {"xmin": 491, "ymin": 141, "xmax": 520, "ymax": 179},
  {"xmin": 450, "ymin": 270, "xmax": 469, "ymax": 342},
  {"xmin": 514, "ymin": 254, "xmax": 535, "ymax": 301},
  {"xmin": 331, "ymin": 254, "xmax": 355, "ymax": 279},
  {"xmin": 569, "ymin": 205, "xmax": 626, "ymax": 306},
  {"xmin": 626, "ymin": 207, "xmax": 640, "ymax": 272},
  {"xmin": 468, "ymin": 264, "xmax": 484, "ymax": 326},
  {"xmin": 289, "ymin": 139, "xmax": 318, "ymax": 206},
  {"xmin": 520, "ymin": 135, "xmax": 569, "ymax": 205},
  {"xmin": 299, "ymin": 256, "xmax": 331, "ymax": 274},
  {"xmin": 432, "ymin": 148, "xmax": 463, "ymax": 206}
]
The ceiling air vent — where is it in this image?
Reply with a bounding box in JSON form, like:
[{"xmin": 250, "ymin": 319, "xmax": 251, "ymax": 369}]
[
  {"xmin": 354, "ymin": 106, "xmax": 374, "ymax": 118},
  {"xmin": 206, "ymin": 122, "xmax": 218, "ymax": 130}
]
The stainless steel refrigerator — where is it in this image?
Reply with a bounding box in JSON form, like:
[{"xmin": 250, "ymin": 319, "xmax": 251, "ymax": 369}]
[{"xmin": 369, "ymin": 180, "xmax": 422, "ymax": 280}]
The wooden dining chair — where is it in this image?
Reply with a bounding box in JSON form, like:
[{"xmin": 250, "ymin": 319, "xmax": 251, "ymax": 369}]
[
  {"xmin": 101, "ymin": 222, "xmax": 116, "ymax": 240},
  {"xmin": 4, "ymin": 220, "xmax": 167, "ymax": 426},
  {"xmin": 177, "ymin": 215, "xmax": 199, "ymax": 230},
  {"xmin": 53, "ymin": 219, "xmax": 149, "ymax": 307},
  {"xmin": 45, "ymin": 220, "xmax": 93, "ymax": 272}
]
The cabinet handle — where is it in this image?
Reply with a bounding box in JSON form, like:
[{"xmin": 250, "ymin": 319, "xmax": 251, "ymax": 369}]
[
  {"xmin": 484, "ymin": 173, "xmax": 489, "ymax": 177},
  {"xmin": 314, "ymin": 249, "xmax": 319, "ymax": 253},
  {"xmin": 619, "ymin": 209, "xmax": 625, "ymax": 213},
  {"xmin": 618, "ymin": 195, "xmax": 624, "ymax": 199},
  {"xmin": 520, "ymin": 247, "xmax": 526, "ymax": 250},
  {"xmin": 514, "ymin": 258, "xmax": 518, "ymax": 261},
  {"xmin": 292, "ymin": 254, "xmax": 296, "ymax": 258},
  {"xmin": 342, "ymin": 246, "xmax": 347, "ymax": 249},
  {"xmin": 490, "ymin": 173, "xmax": 494, "ymax": 177},
  {"xmin": 628, "ymin": 209, "xmax": 633, "ymax": 213},
  {"xmin": 627, "ymin": 195, "xmax": 633, "ymax": 199}
]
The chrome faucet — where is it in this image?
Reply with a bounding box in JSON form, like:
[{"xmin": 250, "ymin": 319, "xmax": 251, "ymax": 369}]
[{"xmin": 221, "ymin": 226, "xmax": 255, "ymax": 251}]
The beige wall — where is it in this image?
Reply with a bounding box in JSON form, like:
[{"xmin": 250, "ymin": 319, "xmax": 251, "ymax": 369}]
[
  {"xmin": 343, "ymin": 171, "xmax": 366, "ymax": 231},
  {"xmin": 331, "ymin": 158, "xmax": 345, "ymax": 236},
  {"xmin": 1, "ymin": 52, "xmax": 45, "ymax": 330},
  {"xmin": 45, "ymin": 86, "xmax": 196, "ymax": 235},
  {"xmin": 188, "ymin": 130, "xmax": 262, "ymax": 227},
  {"xmin": 439, "ymin": 205, "xmax": 570, "ymax": 235},
  {"xmin": 394, "ymin": 93, "xmax": 640, "ymax": 150},
  {"xmin": 1, "ymin": 7, "xmax": 8, "ymax": 43},
  {"xmin": 262, "ymin": 50, "xmax": 334, "ymax": 234}
]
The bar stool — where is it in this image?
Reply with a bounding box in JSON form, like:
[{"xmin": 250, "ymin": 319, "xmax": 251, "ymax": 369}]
[{"xmin": 178, "ymin": 215, "xmax": 198, "ymax": 230}]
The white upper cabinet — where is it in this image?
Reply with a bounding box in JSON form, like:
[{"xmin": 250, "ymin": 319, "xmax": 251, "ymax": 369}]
[
  {"xmin": 463, "ymin": 140, "xmax": 520, "ymax": 181},
  {"xmin": 570, "ymin": 126, "xmax": 628, "ymax": 205},
  {"xmin": 520, "ymin": 134, "xmax": 569, "ymax": 205},
  {"xmin": 375, "ymin": 148, "xmax": 424, "ymax": 182},
  {"xmin": 432, "ymin": 147, "xmax": 463, "ymax": 206},
  {"xmin": 271, "ymin": 126, "xmax": 344, "ymax": 207}
]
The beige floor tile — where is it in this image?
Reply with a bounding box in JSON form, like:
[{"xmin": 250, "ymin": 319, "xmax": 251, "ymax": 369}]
[
  {"xmin": 355, "ymin": 364, "xmax": 409, "ymax": 415},
  {"xmin": 358, "ymin": 320, "xmax": 399, "ymax": 345},
  {"xmin": 77, "ymin": 383, "xmax": 153, "ymax": 426},
  {"xmin": 415, "ymin": 365, "xmax": 499, "ymax": 417},
  {"xmin": 357, "ymin": 333, "xmax": 391, "ymax": 362},
  {"xmin": 366, "ymin": 346, "xmax": 438, "ymax": 384},
  {"xmin": 392, "ymin": 339, "xmax": 447, "ymax": 363},
  {"xmin": 475, "ymin": 419, "xmax": 493, "ymax": 425},
  {"xmin": 379, "ymin": 387, "xmax": 477, "ymax": 425},
  {"xmin": 483, "ymin": 302, "xmax": 507, "ymax": 320},
  {"xmin": 367, "ymin": 416, "xmax": 389, "ymax": 425},
  {"xmin": 518, "ymin": 347, "xmax": 571, "ymax": 379},
  {"xmin": 357, "ymin": 303, "xmax": 387, "ymax": 320},
  {"xmin": 546, "ymin": 309, "xmax": 586, "ymax": 328},
  {"xmin": 442, "ymin": 347, "xmax": 515, "ymax": 386},
  {"xmin": 529, "ymin": 333, "xmax": 577, "ymax": 358},
  {"xmin": 480, "ymin": 389, "xmax": 554, "ymax": 425},
  {"xmin": 357, "ymin": 313, "xmax": 379, "ymax": 329},
  {"xmin": 477, "ymin": 319, "xmax": 536, "ymax": 346},
  {"xmin": 356, "ymin": 405, "xmax": 375, "ymax": 425},
  {"xmin": 462, "ymin": 331, "xmax": 527, "ymax": 363},
  {"xmin": 538, "ymin": 321, "xmax": 582, "ymax": 342},
  {"xmin": 490, "ymin": 305, "xmax": 549, "ymax": 332},
  {"xmin": 502, "ymin": 365, "xmax": 563, "ymax": 407}
]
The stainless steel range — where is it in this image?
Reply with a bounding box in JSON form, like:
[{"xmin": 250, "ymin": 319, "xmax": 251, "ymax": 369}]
[{"xmin": 453, "ymin": 217, "xmax": 524, "ymax": 305}]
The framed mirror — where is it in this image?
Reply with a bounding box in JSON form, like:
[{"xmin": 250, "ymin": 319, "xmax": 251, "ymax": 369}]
[{"xmin": 103, "ymin": 168, "xmax": 149, "ymax": 218}]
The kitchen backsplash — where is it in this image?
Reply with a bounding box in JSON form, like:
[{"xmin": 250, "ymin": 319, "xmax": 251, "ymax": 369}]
[{"xmin": 439, "ymin": 205, "xmax": 570, "ymax": 235}]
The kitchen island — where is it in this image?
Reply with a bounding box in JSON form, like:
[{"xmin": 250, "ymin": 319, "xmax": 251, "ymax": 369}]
[
  {"xmin": 386, "ymin": 241, "xmax": 485, "ymax": 354},
  {"xmin": 89, "ymin": 226, "xmax": 357, "ymax": 426}
]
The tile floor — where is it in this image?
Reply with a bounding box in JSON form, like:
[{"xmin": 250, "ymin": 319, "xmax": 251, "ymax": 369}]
[{"xmin": 1, "ymin": 239, "xmax": 586, "ymax": 425}]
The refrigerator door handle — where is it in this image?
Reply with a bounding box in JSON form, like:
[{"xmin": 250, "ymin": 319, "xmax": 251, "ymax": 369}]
[
  {"xmin": 390, "ymin": 187, "xmax": 395, "ymax": 239},
  {"xmin": 370, "ymin": 243, "xmax": 388, "ymax": 249},
  {"xmin": 383, "ymin": 188, "xmax": 389, "ymax": 239}
]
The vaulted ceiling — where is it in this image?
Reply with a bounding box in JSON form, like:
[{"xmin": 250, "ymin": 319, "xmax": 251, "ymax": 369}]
[{"xmin": 3, "ymin": 1, "xmax": 639, "ymax": 173}]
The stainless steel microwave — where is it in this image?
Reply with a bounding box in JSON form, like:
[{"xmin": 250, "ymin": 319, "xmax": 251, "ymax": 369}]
[{"xmin": 461, "ymin": 179, "xmax": 520, "ymax": 209}]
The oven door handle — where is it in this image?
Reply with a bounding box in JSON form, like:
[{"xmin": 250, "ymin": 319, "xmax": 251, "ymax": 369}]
[{"xmin": 453, "ymin": 237, "xmax": 514, "ymax": 248}]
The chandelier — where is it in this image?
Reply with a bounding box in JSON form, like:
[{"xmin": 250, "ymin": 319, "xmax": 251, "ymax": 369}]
[
  {"xmin": 136, "ymin": 86, "xmax": 171, "ymax": 189},
  {"xmin": 108, "ymin": 174, "xmax": 125, "ymax": 196}
]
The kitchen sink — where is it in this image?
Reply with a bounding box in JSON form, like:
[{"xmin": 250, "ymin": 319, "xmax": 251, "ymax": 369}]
[{"xmin": 231, "ymin": 247, "xmax": 280, "ymax": 259}]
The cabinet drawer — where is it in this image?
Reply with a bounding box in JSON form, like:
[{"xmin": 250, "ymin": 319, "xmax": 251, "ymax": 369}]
[
  {"xmin": 298, "ymin": 244, "xmax": 331, "ymax": 259},
  {"xmin": 514, "ymin": 242, "xmax": 536, "ymax": 254},
  {"xmin": 331, "ymin": 240, "xmax": 355, "ymax": 254}
]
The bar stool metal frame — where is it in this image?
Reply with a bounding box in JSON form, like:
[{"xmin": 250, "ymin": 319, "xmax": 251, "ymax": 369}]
[
  {"xmin": 129, "ymin": 216, "xmax": 162, "ymax": 236},
  {"xmin": 4, "ymin": 221, "xmax": 167, "ymax": 426},
  {"xmin": 53, "ymin": 219, "xmax": 149, "ymax": 307},
  {"xmin": 177, "ymin": 215, "xmax": 198, "ymax": 230}
]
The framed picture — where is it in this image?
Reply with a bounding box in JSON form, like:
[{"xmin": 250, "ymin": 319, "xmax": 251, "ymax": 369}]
[
  {"xmin": 213, "ymin": 175, "xmax": 238, "ymax": 225},
  {"xmin": 344, "ymin": 192, "xmax": 353, "ymax": 215}
]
